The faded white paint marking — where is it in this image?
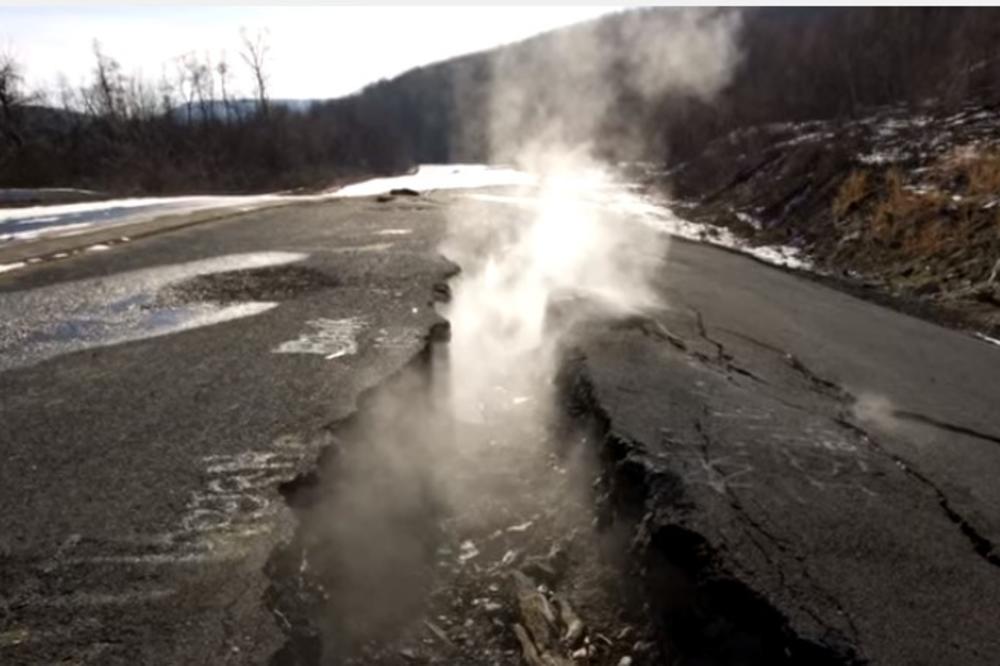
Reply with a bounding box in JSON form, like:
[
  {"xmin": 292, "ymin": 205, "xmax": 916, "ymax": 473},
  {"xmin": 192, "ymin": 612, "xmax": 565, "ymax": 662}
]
[
  {"xmin": 331, "ymin": 242, "xmax": 394, "ymax": 253},
  {"xmin": 376, "ymin": 228, "xmax": 413, "ymax": 236},
  {"xmin": 374, "ymin": 326, "xmax": 423, "ymax": 351},
  {"xmin": 27, "ymin": 589, "xmax": 175, "ymax": 607},
  {"xmin": 0, "ymin": 261, "xmax": 26, "ymax": 274},
  {"xmin": 274, "ymin": 317, "xmax": 366, "ymax": 359}
]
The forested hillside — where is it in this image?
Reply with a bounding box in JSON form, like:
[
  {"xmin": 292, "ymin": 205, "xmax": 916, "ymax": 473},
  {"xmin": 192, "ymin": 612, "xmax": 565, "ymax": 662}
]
[{"xmin": 2, "ymin": 7, "xmax": 998, "ymax": 194}]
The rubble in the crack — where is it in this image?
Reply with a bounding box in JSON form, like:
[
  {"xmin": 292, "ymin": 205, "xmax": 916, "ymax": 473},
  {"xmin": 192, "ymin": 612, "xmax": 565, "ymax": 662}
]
[{"xmin": 264, "ymin": 337, "xmax": 664, "ymax": 666}]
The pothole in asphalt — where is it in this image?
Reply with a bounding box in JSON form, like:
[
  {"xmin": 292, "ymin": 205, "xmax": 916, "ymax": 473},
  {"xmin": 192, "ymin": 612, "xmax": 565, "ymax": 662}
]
[
  {"xmin": 159, "ymin": 265, "xmax": 339, "ymax": 305},
  {"xmin": 0, "ymin": 252, "xmax": 306, "ymax": 371}
]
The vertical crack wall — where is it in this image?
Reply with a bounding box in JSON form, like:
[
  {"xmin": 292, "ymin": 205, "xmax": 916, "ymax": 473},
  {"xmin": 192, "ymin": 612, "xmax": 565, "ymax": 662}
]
[{"xmin": 556, "ymin": 349, "xmax": 861, "ymax": 666}]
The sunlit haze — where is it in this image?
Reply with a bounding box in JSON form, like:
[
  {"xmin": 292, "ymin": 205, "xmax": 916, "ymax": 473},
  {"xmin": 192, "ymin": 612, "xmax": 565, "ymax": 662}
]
[{"xmin": 1, "ymin": 5, "xmax": 618, "ymax": 100}]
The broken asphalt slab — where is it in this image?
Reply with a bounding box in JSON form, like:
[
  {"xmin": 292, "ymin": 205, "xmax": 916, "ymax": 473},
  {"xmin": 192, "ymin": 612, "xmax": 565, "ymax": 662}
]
[{"xmin": 568, "ymin": 252, "xmax": 1000, "ymax": 663}]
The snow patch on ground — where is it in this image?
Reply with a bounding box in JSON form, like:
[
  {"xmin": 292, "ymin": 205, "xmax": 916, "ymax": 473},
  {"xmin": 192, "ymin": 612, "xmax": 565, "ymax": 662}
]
[
  {"xmin": 974, "ymin": 333, "xmax": 1000, "ymax": 348},
  {"xmin": 646, "ymin": 206, "xmax": 811, "ymax": 270},
  {"xmin": 333, "ymin": 164, "xmax": 535, "ymax": 197},
  {"xmin": 735, "ymin": 211, "xmax": 763, "ymax": 231},
  {"xmin": 0, "ymin": 194, "xmax": 294, "ymax": 246},
  {"xmin": 466, "ymin": 189, "xmax": 811, "ymax": 271},
  {"xmin": 0, "ymin": 165, "xmax": 534, "ymax": 248},
  {"xmin": 858, "ymin": 149, "xmax": 910, "ymax": 165}
]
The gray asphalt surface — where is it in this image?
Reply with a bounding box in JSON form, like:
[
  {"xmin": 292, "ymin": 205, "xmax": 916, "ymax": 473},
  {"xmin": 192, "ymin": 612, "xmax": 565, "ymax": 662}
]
[
  {"xmin": 0, "ymin": 196, "xmax": 453, "ymax": 664},
  {"xmin": 578, "ymin": 237, "xmax": 1000, "ymax": 664},
  {"xmin": 1, "ymin": 191, "xmax": 999, "ymax": 664}
]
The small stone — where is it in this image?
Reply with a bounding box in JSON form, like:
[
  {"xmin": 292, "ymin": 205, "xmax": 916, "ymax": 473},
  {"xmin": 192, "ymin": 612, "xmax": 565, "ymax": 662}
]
[
  {"xmin": 522, "ymin": 560, "xmax": 559, "ymax": 586},
  {"xmin": 458, "ymin": 540, "xmax": 480, "ymax": 563},
  {"xmin": 499, "ymin": 549, "xmax": 520, "ymax": 568},
  {"xmin": 483, "ymin": 601, "xmax": 504, "ymax": 614},
  {"xmin": 398, "ymin": 647, "xmax": 425, "ymax": 663},
  {"xmin": 618, "ymin": 657, "xmax": 633, "ymax": 666},
  {"xmin": 507, "ymin": 520, "xmax": 534, "ymax": 533}
]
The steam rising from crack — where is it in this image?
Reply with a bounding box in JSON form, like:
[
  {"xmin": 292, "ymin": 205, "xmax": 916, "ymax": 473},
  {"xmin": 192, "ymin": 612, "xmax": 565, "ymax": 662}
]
[
  {"xmin": 487, "ymin": 8, "xmax": 743, "ymax": 164},
  {"xmin": 273, "ymin": 10, "xmax": 745, "ymax": 658},
  {"xmin": 445, "ymin": 8, "xmax": 744, "ymax": 421}
]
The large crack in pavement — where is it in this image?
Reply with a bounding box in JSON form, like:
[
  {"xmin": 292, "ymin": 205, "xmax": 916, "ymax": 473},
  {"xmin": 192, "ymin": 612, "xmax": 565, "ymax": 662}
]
[
  {"xmin": 687, "ymin": 302, "xmax": 999, "ymax": 568},
  {"xmin": 834, "ymin": 417, "xmax": 1000, "ymax": 569},
  {"xmin": 579, "ymin": 303, "xmax": 1000, "ymax": 664},
  {"xmin": 561, "ymin": 351, "xmax": 858, "ymax": 665},
  {"xmin": 263, "ymin": 315, "xmax": 665, "ymax": 665},
  {"xmin": 256, "ymin": 194, "xmax": 1000, "ymax": 665},
  {"xmin": 260, "ymin": 279, "xmax": 876, "ymax": 664},
  {"xmin": 889, "ymin": 411, "xmax": 1000, "ymax": 448}
]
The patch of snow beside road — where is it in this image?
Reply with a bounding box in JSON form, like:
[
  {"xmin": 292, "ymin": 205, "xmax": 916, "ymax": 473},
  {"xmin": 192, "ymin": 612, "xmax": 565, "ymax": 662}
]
[{"xmin": 332, "ymin": 164, "xmax": 535, "ymax": 197}]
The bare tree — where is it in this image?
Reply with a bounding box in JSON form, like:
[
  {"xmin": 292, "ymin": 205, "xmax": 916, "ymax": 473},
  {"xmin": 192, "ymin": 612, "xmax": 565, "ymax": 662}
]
[
  {"xmin": 157, "ymin": 67, "xmax": 178, "ymax": 117},
  {"xmin": 174, "ymin": 54, "xmax": 197, "ymax": 124},
  {"xmin": 124, "ymin": 73, "xmax": 159, "ymax": 121},
  {"xmin": 216, "ymin": 51, "xmax": 235, "ymax": 123},
  {"xmin": 240, "ymin": 28, "xmax": 270, "ymax": 117},
  {"xmin": 88, "ymin": 41, "xmax": 126, "ymax": 119},
  {"xmin": 0, "ymin": 50, "xmax": 26, "ymax": 147},
  {"xmin": 181, "ymin": 52, "xmax": 214, "ymax": 123}
]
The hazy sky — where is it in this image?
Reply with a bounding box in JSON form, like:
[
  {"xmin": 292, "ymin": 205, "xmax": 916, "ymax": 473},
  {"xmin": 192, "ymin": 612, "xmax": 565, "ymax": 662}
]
[{"xmin": 1, "ymin": 6, "xmax": 618, "ymax": 100}]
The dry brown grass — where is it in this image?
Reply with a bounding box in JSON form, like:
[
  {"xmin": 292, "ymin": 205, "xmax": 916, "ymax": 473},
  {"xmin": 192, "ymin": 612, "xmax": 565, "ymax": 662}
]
[
  {"xmin": 965, "ymin": 151, "xmax": 1000, "ymax": 196},
  {"xmin": 832, "ymin": 169, "xmax": 869, "ymax": 218},
  {"xmin": 867, "ymin": 168, "xmax": 958, "ymax": 250},
  {"xmin": 872, "ymin": 169, "xmax": 918, "ymax": 239},
  {"xmin": 903, "ymin": 218, "xmax": 952, "ymax": 256}
]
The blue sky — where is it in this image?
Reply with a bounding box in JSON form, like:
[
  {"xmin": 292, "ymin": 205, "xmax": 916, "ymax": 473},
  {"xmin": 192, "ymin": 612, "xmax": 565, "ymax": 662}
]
[{"xmin": 1, "ymin": 6, "xmax": 616, "ymax": 100}]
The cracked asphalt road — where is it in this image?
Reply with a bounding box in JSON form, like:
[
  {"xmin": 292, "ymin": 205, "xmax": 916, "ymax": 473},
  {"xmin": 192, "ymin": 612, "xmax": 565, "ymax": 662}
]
[
  {"xmin": 0, "ymin": 196, "xmax": 453, "ymax": 664},
  {"xmin": 1, "ymin": 192, "xmax": 999, "ymax": 664},
  {"xmin": 576, "ymin": 238, "xmax": 1000, "ymax": 664}
]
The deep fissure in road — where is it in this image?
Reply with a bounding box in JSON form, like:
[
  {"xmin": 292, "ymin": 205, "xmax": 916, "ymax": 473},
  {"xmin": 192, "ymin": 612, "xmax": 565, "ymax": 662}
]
[
  {"xmin": 264, "ymin": 324, "xmax": 856, "ymax": 665},
  {"xmin": 263, "ymin": 170, "xmax": 855, "ymax": 665}
]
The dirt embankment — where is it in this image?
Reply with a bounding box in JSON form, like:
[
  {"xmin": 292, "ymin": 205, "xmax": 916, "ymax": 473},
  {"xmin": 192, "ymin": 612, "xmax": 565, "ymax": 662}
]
[{"xmin": 661, "ymin": 102, "xmax": 1000, "ymax": 336}]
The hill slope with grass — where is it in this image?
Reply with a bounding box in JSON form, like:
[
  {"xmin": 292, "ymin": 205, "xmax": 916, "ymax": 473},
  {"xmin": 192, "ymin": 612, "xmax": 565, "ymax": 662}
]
[{"xmin": 661, "ymin": 101, "xmax": 1000, "ymax": 336}]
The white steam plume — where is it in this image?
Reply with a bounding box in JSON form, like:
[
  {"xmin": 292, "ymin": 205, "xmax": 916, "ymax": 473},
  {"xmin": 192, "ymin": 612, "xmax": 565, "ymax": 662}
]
[{"xmin": 444, "ymin": 8, "xmax": 744, "ymax": 424}]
